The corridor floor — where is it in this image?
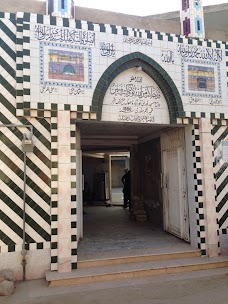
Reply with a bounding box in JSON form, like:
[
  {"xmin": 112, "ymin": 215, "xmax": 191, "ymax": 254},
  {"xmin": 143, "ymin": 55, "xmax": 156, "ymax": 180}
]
[{"xmin": 78, "ymin": 206, "xmax": 193, "ymax": 260}]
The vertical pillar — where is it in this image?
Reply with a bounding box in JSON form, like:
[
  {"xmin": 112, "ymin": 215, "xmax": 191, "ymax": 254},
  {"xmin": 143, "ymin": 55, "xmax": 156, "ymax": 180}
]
[
  {"xmin": 57, "ymin": 111, "xmax": 72, "ymax": 272},
  {"xmin": 200, "ymin": 118, "xmax": 219, "ymax": 257},
  {"xmin": 47, "ymin": 0, "xmax": 75, "ymax": 18},
  {"xmin": 108, "ymin": 155, "xmax": 112, "ymax": 203},
  {"xmin": 130, "ymin": 145, "xmax": 147, "ymax": 222},
  {"xmin": 180, "ymin": 0, "xmax": 205, "ymax": 39},
  {"xmin": 103, "ymin": 154, "xmax": 111, "ymax": 201},
  {"xmin": 70, "ymin": 117, "xmax": 77, "ymax": 269}
]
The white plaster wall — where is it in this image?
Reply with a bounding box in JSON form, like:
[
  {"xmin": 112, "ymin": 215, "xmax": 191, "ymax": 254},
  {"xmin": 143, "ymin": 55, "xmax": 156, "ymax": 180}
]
[
  {"xmin": 0, "ymin": 249, "xmax": 51, "ymax": 281},
  {"xmin": 102, "ymin": 68, "xmax": 169, "ymax": 124}
]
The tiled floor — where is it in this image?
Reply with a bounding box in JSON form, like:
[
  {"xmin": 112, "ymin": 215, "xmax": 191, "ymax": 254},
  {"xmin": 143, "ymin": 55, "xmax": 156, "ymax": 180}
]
[{"xmin": 78, "ymin": 206, "xmax": 192, "ymax": 259}]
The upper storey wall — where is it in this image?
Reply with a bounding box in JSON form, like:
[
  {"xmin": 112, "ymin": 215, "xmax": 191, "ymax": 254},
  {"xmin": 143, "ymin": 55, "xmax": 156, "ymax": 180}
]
[
  {"xmin": 1, "ymin": 0, "xmax": 228, "ymax": 41},
  {"xmin": 0, "ymin": 0, "xmax": 46, "ymax": 15}
]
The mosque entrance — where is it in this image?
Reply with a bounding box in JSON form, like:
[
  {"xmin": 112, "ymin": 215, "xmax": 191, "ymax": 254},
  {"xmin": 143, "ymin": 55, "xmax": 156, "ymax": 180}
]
[{"xmin": 76, "ymin": 120, "xmax": 191, "ymax": 257}]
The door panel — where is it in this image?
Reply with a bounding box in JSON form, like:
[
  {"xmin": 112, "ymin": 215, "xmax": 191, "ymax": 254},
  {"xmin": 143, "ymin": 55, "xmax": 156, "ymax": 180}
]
[
  {"xmin": 161, "ymin": 129, "xmax": 189, "ymax": 241},
  {"xmin": 166, "ymin": 149, "xmax": 181, "ymax": 237}
]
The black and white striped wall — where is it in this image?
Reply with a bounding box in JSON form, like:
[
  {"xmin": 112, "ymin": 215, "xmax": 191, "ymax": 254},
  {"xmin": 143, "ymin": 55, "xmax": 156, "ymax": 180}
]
[
  {"xmin": 0, "ymin": 14, "xmax": 52, "ymax": 280},
  {"xmin": 213, "ymin": 124, "xmax": 228, "ymax": 254}
]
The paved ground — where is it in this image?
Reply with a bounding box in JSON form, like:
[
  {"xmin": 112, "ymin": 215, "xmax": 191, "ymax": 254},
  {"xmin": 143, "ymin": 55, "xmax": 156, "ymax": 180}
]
[
  {"xmin": 78, "ymin": 206, "xmax": 187, "ymax": 255},
  {"xmin": 2, "ymin": 268, "xmax": 228, "ymax": 304}
]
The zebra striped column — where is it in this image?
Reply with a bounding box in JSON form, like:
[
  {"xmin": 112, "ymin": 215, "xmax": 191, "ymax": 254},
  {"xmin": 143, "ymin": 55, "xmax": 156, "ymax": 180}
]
[
  {"xmin": 199, "ymin": 118, "xmax": 219, "ymax": 257},
  {"xmin": 212, "ymin": 124, "xmax": 228, "ymax": 254}
]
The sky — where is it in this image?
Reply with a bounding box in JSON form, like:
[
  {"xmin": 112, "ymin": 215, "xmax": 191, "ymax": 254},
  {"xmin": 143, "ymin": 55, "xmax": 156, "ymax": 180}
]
[{"xmin": 39, "ymin": 0, "xmax": 227, "ymax": 15}]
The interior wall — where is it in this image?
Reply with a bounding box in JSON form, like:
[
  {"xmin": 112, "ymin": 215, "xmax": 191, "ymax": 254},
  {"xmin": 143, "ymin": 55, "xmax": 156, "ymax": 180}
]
[
  {"xmin": 82, "ymin": 156, "xmax": 105, "ymax": 201},
  {"xmin": 139, "ymin": 138, "xmax": 163, "ymax": 226},
  {"xmin": 111, "ymin": 159, "xmax": 127, "ymax": 188}
]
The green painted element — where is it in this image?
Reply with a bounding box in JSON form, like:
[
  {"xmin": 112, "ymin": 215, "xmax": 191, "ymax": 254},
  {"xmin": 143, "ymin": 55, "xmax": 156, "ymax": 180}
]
[
  {"xmin": 51, "ymin": 149, "xmax": 58, "ymax": 155},
  {"xmin": 23, "ymin": 75, "xmax": 30, "ymax": 82},
  {"xmin": 71, "ymin": 169, "xmax": 76, "ymax": 175},
  {"xmin": 0, "ymin": 229, "xmax": 15, "ymax": 246},
  {"xmin": 0, "ymin": 20, "xmax": 16, "ymax": 43},
  {"xmin": 17, "ymin": 64, "xmax": 23, "ymax": 70},
  {"xmin": 216, "ymin": 163, "xmax": 228, "ymax": 181},
  {"xmin": 51, "ymin": 228, "xmax": 57, "ymax": 235},
  {"xmin": 17, "ymin": 25, "xmax": 23, "ymax": 32},
  {"xmin": 216, "ymin": 177, "xmax": 228, "ymax": 197},
  {"xmin": 71, "ymin": 235, "xmax": 77, "ymax": 241},
  {"xmin": 37, "ymin": 14, "xmax": 44, "ymax": 24},
  {"xmin": 17, "ymin": 51, "xmax": 23, "ymax": 57},
  {"xmin": 51, "ymin": 175, "xmax": 58, "ymax": 181},
  {"xmin": 51, "ymin": 256, "xmax": 57, "ymax": 263},
  {"xmin": 71, "ymin": 208, "xmax": 76, "ymax": 215},
  {"xmin": 51, "ymin": 136, "xmax": 58, "ymax": 142},
  {"xmin": 214, "ymin": 128, "xmax": 228, "ymax": 150},
  {"xmin": 0, "ymin": 188, "xmax": 50, "ymax": 242},
  {"xmin": 219, "ymin": 209, "xmax": 228, "ymax": 228},
  {"xmin": 0, "ymin": 115, "xmax": 51, "ymax": 173},
  {"xmin": 51, "ymin": 215, "xmax": 58, "ymax": 222},
  {"xmin": 17, "ymin": 90, "xmax": 23, "ymax": 96},
  {"xmin": 0, "ymin": 94, "xmax": 16, "ymax": 117},
  {"xmin": 0, "ymin": 57, "xmax": 15, "ymax": 77},
  {"xmin": 51, "ymin": 242, "xmax": 58, "ymax": 249},
  {"xmin": 51, "ymin": 104, "xmax": 58, "ymax": 110},
  {"xmin": 52, "ymin": 201, "xmax": 58, "ymax": 208},
  {"xmin": 92, "ymin": 52, "xmax": 184, "ymax": 123},
  {"xmin": 64, "ymin": 104, "xmax": 70, "ymax": 110},
  {"xmin": 72, "ymin": 262, "xmax": 77, "ymax": 270},
  {"xmin": 23, "ymin": 62, "xmax": 30, "ymax": 69},
  {"xmin": 17, "ymin": 18, "xmax": 23, "ymax": 24},
  {"xmin": 77, "ymin": 105, "xmax": 83, "ymax": 111},
  {"xmin": 17, "ymin": 77, "xmax": 23, "ymax": 83},
  {"xmin": 0, "ymin": 75, "xmax": 16, "ymax": 97},
  {"xmin": 72, "ymin": 249, "xmax": 77, "ymax": 255},
  {"xmin": 0, "ymin": 159, "xmax": 50, "ymax": 219},
  {"xmin": 75, "ymin": 20, "xmax": 82, "ymax": 29},
  {"xmin": 37, "ymin": 111, "xmax": 44, "ymax": 118},
  {"xmin": 17, "ymin": 38, "xmax": 23, "ymax": 45},
  {"xmin": 23, "ymin": 88, "xmax": 30, "ymax": 95},
  {"xmin": 0, "ymin": 208, "xmax": 36, "ymax": 243},
  {"xmin": 217, "ymin": 191, "xmax": 228, "ymax": 213},
  {"xmin": 37, "ymin": 243, "xmax": 44, "ymax": 249},
  {"xmin": 23, "ymin": 49, "xmax": 30, "ymax": 56}
]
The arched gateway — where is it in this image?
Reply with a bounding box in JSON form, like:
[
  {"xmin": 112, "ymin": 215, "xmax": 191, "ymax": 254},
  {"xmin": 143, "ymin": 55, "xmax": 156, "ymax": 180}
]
[
  {"xmin": 76, "ymin": 51, "xmax": 191, "ymax": 247},
  {"xmin": 0, "ymin": 0, "xmax": 225, "ymax": 284}
]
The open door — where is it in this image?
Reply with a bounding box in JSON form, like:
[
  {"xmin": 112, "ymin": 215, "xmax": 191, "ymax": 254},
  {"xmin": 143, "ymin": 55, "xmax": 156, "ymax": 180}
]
[{"xmin": 161, "ymin": 129, "xmax": 189, "ymax": 242}]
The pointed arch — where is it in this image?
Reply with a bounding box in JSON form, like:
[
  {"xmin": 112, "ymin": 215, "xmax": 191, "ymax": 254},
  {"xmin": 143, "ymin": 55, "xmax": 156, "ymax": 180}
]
[{"xmin": 91, "ymin": 52, "xmax": 184, "ymax": 124}]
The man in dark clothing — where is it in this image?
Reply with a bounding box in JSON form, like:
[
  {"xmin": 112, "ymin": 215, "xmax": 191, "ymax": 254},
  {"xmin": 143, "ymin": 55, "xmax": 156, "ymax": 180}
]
[{"xmin": 121, "ymin": 168, "xmax": 131, "ymax": 209}]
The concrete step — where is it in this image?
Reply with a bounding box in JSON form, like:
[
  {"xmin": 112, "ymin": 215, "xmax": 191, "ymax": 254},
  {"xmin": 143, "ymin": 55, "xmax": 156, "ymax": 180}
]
[
  {"xmin": 46, "ymin": 256, "xmax": 228, "ymax": 287},
  {"xmin": 78, "ymin": 247, "xmax": 201, "ymax": 268}
]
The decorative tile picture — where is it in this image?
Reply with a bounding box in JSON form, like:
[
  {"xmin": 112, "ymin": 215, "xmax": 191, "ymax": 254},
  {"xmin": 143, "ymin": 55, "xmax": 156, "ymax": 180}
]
[
  {"xmin": 182, "ymin": 59, "xmax": 221, "ymax": 98},
  {"xmin": 188, "ymin": 65, "xmax": 215, "ymax": 92},
  {"xmin": 49, "ymin": 50, "xmax": 85, "ymax": 81},
  {"xmin": 40, "ymin": 42, "xmax": 92, "ymax": 88}
]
